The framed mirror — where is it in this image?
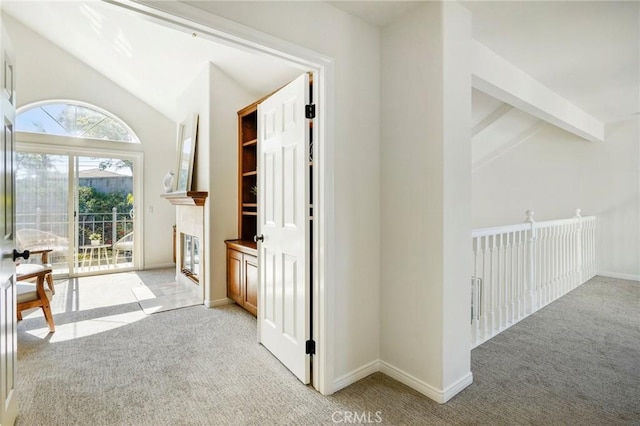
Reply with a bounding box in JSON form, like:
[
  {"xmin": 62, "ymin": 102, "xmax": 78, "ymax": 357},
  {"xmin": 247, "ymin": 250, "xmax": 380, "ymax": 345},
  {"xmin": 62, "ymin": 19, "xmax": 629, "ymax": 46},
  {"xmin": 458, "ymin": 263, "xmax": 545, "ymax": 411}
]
[{"xmin": 175, "ymin": 114, "xmax": 198, "ymax": 192}]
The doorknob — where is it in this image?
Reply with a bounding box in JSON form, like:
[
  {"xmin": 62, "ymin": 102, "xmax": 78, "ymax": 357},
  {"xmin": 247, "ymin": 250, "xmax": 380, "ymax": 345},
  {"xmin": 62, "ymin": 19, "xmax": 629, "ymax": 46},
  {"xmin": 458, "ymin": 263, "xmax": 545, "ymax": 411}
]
[
  {"xmin": 254, "ymin": 234, "xmax": 264, "ymax": 243},
  {"xmin": 13, "ymin": 249, "xmax": 30, "ymax": 262}
]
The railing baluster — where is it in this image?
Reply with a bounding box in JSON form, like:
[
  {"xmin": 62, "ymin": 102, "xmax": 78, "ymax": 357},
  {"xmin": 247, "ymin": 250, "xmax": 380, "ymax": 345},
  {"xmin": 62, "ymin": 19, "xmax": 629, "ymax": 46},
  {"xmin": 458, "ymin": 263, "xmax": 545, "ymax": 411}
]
[
  {"xmin": 489, "ymin": 235, "xmax": 497, "ymax": 336},
  {"xmin": 472, "ymin": 237, "xmax": 479, "ymax": 347},
  {"xmin": 514, "ymin": 231, "xmax": 520, "ymax": 320},
  {"xmin": 481, "ymin": 235, "xmax": 489, "ymax": 341},
  {"xmin": 509, "ymin": 233, "xmax": 513, "ymax": 321},
  {"xmin": 538, "ymin": 227, "xmax": 544, "ymax": 307},
  {"xmin": 497, "ymin": 233, "xmax": 503, "ymax": 330}
]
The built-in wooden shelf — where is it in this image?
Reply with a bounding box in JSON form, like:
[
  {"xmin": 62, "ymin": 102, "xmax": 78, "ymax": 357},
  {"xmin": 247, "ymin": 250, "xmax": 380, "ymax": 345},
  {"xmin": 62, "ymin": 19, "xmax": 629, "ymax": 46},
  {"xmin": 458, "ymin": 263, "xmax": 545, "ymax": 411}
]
[
  {"xmin": 243, "ymin": 139, "xmax": 258, "ymax": 147},
  {"xmin": 242, "ymin": 171, "xmax": 257, "ymax": 177},
  {"xmin": 242, "ymin": 211, "xmax": 257, "ymax": 216},
  {"xmin": 243, "ymin": 203, "xmax": 257, "ymax": 208},
  {"xmin": 161, "ymin": 191, "xmax": 208, "ymax": 206}
]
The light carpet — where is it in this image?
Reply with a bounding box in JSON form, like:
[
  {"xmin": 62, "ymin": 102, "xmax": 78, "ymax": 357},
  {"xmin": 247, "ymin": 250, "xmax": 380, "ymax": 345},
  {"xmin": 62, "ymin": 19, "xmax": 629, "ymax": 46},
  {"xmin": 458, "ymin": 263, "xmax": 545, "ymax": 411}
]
[{"xmin": 15, "ymin": 274, "xmax": 640, "ymax": 425}]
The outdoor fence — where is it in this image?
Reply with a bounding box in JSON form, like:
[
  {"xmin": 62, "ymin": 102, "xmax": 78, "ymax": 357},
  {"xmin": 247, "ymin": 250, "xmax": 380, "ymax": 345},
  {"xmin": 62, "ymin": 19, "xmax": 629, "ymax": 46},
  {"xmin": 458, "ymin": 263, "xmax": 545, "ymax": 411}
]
[{"xmin": 471, "ymin": 209, "xmax": 596, "ymax": 348}]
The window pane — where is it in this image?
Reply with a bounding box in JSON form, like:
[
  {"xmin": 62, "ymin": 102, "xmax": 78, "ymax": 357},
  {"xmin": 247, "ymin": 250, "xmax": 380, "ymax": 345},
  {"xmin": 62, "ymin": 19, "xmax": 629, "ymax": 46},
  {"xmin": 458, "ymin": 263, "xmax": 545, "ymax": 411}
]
[
  {"xmin": 15, "ymin": 153, "xmax": 70, "ymax": 274},
  {"xmin": 17, "ymin": 102, "xmax": 139, "ymax": 143}
]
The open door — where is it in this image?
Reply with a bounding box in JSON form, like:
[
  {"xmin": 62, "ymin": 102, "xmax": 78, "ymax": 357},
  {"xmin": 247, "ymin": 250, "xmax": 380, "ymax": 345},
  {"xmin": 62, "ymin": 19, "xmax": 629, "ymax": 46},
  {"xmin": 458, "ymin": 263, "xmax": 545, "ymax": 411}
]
[
  {"xmin": 257, "ymin": 73, "xmax": 311, "ymax": 383},
  {"xmin": 0, "ymin": 24, "xmax": 18, "ymax": 425}
]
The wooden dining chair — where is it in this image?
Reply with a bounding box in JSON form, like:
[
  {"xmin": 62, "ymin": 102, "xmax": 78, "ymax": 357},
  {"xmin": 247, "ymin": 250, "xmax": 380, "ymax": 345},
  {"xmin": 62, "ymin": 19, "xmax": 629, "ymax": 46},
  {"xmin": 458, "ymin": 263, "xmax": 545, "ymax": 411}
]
[{"xmin": 16, "ymin": 264, "xmax": 55, "ymax": 333}]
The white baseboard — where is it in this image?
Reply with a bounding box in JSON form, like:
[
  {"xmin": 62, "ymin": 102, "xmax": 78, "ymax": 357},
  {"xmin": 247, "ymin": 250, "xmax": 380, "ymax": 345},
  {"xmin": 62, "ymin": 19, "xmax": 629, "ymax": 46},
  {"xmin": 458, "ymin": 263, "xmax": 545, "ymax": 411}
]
[
  {"xmin": 379, "ymin": 361, "xmax": 444, "ymax": 403},
  {"xmin": 442, "ymin": 371, "xmax": 474, "ymax": 402},
  {"xmin": 597, "ymin": 271, "xmax": 640, "ymax": 282},
  {"xmin": 333, "ymin": 360, "xmax": 380, "ymax": 393},
  {"xmin": 379, "ymin": 361, "xmax": 473, "ymax": 404},
  {"xmin": 331, "ymin": 359, "xmax": 473, "ymax": 404},
  {"xmin": 205, "ymin": 297, "xmax": 234, "ymax": 308}
]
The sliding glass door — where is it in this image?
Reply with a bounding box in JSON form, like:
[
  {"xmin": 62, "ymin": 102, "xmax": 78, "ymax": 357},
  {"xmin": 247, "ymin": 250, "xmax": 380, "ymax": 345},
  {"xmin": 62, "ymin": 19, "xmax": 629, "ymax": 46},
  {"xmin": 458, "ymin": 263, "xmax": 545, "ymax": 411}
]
[
  {"xmin": 15, "ymin": 151, "xmax": 137, "ymax": 276},
  {"xmin": 15, "ymin": 153, "xmax": 71, "ymax": 274},
  {"xmin": 74, "ymin": 156, "xmax": 135, "ymax": 274}
]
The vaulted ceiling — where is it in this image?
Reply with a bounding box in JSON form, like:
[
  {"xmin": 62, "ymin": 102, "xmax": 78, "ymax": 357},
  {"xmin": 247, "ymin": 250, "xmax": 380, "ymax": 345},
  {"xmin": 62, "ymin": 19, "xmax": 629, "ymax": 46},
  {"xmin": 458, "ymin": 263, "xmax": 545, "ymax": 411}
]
[
  {"xmin": 3, "ymin": 1, "xmax": 638, "ymax": 167},
  {"xmin": 1, "ymin": 0, "xmax": 303, "ymax": 121}
]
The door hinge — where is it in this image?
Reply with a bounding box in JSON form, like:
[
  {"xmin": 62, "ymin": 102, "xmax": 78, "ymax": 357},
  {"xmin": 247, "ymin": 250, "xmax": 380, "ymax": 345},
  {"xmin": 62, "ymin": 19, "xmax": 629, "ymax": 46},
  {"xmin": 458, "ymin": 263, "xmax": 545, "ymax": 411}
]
[
  {"xmin": 305, "ymin": 104, "xmax": 316, "ymax": 119},
  {"xmin": 305, "ymin": 339, "xmax": 316, "ymax": 355}
]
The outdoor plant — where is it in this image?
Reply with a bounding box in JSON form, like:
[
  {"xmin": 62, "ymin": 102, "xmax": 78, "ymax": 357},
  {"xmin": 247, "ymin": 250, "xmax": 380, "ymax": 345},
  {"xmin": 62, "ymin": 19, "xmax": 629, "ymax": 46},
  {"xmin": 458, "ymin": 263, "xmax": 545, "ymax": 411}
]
[{"xmin": 88, "ymin": 232, "xmax": 102, "ymax": 241}]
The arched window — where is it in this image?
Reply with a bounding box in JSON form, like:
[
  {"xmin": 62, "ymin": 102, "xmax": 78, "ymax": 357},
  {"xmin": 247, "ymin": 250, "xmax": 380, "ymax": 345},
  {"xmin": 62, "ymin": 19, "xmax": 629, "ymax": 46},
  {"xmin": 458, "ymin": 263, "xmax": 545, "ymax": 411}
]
[{"xmin": 17, "ymin": 101, "xmax": 140, "ymax": 143}]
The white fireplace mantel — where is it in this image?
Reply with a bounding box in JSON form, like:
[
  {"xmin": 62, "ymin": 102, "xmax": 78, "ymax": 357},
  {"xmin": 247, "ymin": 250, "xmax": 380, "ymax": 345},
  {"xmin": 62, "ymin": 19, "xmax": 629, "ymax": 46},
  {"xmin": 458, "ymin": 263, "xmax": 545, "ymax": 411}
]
[{"xmin": 160, "ymin": 191, "xmax": 208, "ymax": 206}]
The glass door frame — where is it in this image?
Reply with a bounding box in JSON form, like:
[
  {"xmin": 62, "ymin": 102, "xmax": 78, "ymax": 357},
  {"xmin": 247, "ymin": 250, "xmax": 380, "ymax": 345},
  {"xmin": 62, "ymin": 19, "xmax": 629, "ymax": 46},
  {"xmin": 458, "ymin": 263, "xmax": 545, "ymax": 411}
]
[{"xmin": 15, "ymin": 131, "xmax": 143, "ymax": 277}]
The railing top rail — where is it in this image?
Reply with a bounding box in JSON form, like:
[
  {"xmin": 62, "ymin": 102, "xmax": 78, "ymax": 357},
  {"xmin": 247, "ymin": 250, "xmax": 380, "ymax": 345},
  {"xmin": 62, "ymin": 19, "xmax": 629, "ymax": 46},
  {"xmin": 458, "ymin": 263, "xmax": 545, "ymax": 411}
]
[
  {"xmin": 472, "ymin": 213, "xmax": 597, "ymax": 237},
  {"xmin": 535, "ymin": 217, "xmax": 578, "ymax": 228},
  {"xmin": 472, "ymin": 223, "xmax": 529, "ymax": 238}
]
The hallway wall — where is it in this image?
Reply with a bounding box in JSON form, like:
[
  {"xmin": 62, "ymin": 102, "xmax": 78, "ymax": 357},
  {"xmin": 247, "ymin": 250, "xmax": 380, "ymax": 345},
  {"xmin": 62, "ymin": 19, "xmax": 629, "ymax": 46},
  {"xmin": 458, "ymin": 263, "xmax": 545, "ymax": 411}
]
[{"xmin": 472, "ymin": 119, "xmax": 640, "ymax": 279}]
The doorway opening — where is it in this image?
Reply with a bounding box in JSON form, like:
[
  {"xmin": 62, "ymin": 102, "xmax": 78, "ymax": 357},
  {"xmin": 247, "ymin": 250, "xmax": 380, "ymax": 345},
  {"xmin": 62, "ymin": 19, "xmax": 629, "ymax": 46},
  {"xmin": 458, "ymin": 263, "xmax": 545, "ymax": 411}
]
[
  {"xmin": 7, "ymin": 0, "xmax": 333, "ymax": 395},
  {"xmin": 103, "ymin": 1, "xmax": 332, "ymax": 394}
]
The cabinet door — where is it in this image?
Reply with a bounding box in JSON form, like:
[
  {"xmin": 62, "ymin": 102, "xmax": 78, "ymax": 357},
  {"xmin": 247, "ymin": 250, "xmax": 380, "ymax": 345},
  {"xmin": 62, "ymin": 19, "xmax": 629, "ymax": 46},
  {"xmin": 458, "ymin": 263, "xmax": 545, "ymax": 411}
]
[
  {"xmin": 243, "ymin": 254, "xmax": 258, "ymax": 316},
  {"xmin": 227, "ymin": 248, "xmax": 243, "ymax": 305}
]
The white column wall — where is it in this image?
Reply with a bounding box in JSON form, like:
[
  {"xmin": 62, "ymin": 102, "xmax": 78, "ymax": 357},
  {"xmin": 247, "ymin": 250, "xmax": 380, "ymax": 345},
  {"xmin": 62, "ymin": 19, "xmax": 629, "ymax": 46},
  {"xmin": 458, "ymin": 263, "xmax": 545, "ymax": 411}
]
[
  {"xmin": 207, "ymin": 64, "xmax": 256, "ymax": 305},
  {"xmin": 441, "ymin": 1, "xmax": 473, "ymax": 392},
  {"xmin": 380, "ymin": 1, "xmax": 472, "ymax": 402},
  {"xmin": 176, "ymin": 64, "xmax": 211, "ymax": 299}
]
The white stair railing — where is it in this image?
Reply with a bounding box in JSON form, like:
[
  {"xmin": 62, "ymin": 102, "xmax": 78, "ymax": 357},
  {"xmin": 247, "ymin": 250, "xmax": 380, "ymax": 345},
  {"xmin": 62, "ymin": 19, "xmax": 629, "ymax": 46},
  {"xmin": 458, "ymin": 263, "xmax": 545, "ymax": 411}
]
[{"xmin": 471, "ymin": 209, "xmax": 596, "ymax": 348}]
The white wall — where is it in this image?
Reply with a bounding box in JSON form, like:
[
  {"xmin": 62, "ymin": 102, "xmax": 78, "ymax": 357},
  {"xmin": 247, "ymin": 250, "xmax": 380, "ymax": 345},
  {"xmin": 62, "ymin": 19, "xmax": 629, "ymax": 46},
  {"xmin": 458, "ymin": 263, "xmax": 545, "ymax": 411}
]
[
  {"xmin": 142, "ymin": 1, "xmax": 382, "ymax": 387},
  {"xmin": 175, "ymin": 64, "xmax": 210, "ymax": 296},
  {"xmin": 4, "ymin": 13, "xmax": 176, "ymax": 269},
  {"xmin": 472, "ymin": 119, "xmax": 640, "ymax": 279},
  {"xmin": 207, "ymin": 65, "xmax": 257, "ymax": 305},
  {"xmin": 380, "ymin": 2, "xmax": 472, "ymax": 402}
]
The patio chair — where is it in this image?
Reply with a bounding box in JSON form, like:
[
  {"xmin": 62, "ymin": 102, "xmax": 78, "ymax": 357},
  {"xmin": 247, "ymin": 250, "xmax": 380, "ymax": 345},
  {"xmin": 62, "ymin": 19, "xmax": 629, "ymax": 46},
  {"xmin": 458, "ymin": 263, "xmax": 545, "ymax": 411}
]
[
  {"xmin": 16, "ymin": 263, "xmax": 55, "ymax": 333},
  {"xmin": 112, "ymin": 231, "xmax": 133, "ymax": 265},
  {"xmin": 16, "ymin": 229, "xmax": 68, "ymax": 294},
  {"xmin": 16, "ymin": 228, "xmax": 68, "ymax": 260}
]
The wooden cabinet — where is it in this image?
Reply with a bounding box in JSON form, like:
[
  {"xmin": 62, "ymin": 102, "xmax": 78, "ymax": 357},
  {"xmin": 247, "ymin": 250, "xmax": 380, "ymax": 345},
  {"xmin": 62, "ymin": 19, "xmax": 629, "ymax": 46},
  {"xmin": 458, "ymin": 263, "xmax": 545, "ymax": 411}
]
[
  {"xmin": 225, "ymin": 240, "xmax": 257, "ymax": 316},
  {"xmin": 226, "ymin": 100, "xmax": 260, "ymax": 316}
]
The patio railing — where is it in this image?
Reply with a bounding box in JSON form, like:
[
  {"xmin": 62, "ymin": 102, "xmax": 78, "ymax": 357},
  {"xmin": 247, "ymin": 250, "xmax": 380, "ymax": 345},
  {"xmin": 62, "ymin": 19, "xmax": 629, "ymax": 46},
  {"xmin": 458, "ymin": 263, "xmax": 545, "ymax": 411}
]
[
  {"xmin": 17, "ymin": 207, "xmax": 133, "ymax": 246},
  {"xmin": 16, "ymin": 207, "xmax": 134, "ymax": 269}
]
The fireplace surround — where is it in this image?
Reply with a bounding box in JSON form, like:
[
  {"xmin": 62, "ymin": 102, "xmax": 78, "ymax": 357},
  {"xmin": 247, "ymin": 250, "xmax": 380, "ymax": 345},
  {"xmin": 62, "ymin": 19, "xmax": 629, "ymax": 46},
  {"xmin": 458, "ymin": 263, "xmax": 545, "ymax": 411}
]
[{"xmin": 161, "ymin": 191, "xmax": 208, "ymax": 292}]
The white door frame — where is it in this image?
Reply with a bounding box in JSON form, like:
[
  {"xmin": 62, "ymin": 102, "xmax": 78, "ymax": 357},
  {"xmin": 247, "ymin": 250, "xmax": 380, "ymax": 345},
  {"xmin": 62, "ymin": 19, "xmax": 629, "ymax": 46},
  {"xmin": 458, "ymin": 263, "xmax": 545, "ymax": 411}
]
[{"xmin": 108, "ymin": 0, "xmax": 335, "ymax": 394}]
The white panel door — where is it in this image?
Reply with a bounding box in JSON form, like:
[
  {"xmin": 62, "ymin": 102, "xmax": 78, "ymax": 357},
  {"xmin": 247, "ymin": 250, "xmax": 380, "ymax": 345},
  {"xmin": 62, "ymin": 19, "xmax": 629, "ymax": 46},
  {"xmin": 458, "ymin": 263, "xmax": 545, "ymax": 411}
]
[
  {"xmin": 257, "ymin": 73, "xmax": 310, "ymax": 383},
  {"xmin": 0, "ymin": 25, "xmax": 18, "ymax": 426}
]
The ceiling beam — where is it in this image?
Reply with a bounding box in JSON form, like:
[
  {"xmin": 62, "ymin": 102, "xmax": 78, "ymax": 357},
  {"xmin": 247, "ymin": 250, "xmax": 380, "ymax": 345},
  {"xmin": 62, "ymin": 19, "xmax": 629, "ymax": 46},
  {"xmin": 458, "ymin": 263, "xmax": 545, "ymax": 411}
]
[
  {"xmin": 472, "ymin": 41, "xmax": 604, "ymax": 142},
  {"xmin": 472, "ymin": 103, "xmax": 513, "ymax": 136}
]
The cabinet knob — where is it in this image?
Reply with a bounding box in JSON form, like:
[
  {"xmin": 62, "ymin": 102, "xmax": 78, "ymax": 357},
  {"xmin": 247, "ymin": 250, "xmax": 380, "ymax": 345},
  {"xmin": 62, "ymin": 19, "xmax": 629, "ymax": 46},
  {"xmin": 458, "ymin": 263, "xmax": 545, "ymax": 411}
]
[{"xmin": 254, "ymin": 234, "xmax": 264, "ymax": 243}]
